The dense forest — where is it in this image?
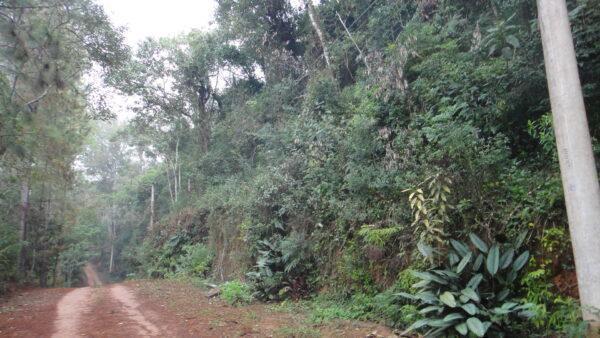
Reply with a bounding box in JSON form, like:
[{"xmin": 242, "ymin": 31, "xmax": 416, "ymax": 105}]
[{"xmin": 1, "ymin": 0, "xmax": 600, "ymax": 336}]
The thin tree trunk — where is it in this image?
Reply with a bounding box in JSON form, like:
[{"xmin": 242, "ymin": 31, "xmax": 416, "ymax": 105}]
[
  {"xmin": 174, "ymin": 138, "xmax": 180, "ymax": 202},
  {"xmin": 149, "ymin": 184, "xmax": 154, "ymax": 230},
  {"xmin": 108, "ymin": 220, "xmax": 115, "ymax": 274},
  {"xmin": 537, "ymin": 0, "xmax": 600, "ymax": 332},
  {"xmin": 166, "ymin": 164, "xmax": 175, "ymax": 207},
  {"xmin": 30, "ymin": 249, "xmax": 35, "ymax": 274},
  {"xmin": 170, "ymin": 159, "xmax": 178, "ymax": 203},
  {"xmin": 304, "ymin": 0, "xmax": 331, "ymax": 68},
  {"xmin": 175, "ymin": 138, "xmax": 181, "ymax": 198},
  {"xmin": 336, "ymin": 12, "xmax": 371, "ymax": 74},
  {"xmin": 109, "ymin": 242, "xmax": 114, "ymax": 274},
  {"xmin": 17, "ymin": 180, "xmax": 29, "ymax": 278},
  {"xmin": 108, "ymin": 215, "xmax": 116, "ymax": 274}
]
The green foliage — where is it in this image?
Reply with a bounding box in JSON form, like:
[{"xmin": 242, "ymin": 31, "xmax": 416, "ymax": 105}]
[
  {"xmin": 137, "ymin": 234, "xmax": 189, "ymax": 278},
  {"xmin": 0, "ymin": 225, "xmax": 18, "ymax": 293},
  {"xmin": 328, "ymin": 240, "xmax": 378, "ymax": 296},
  {"xmin": 528, "ymin": 113, "xmax": 558, "ymax": 161},
  {"xmin": 405, "ymin": 175, "xmax": 453, "ymax": 247},
  {"xmin": 522, "ymin": 269, "xmax": 584, "ymax": 335},
  {"xmin": 59, "ymin": 243, "xmax": 92, "ymax": 287},
  {"xmin": 399, "ymin": 234, "xmax": 534, "ymax": 336},
  {"xmin": 357, "ymin": 225, "xmax": 400, "ymax": 248},
  {"xmin": 220, "ymin": 280, "xmax": 253, "ymax": 306},
  {"xmin": 246, "ymin": 231, "xmax": 315, "ymax": 300},
  {"xmin": 176, "ymin": 244, "xmax": 213, "ymax": 277},
  {"xmin": 3, "ymin": 4, "xmax": 597, "ymax": 338},
  {"xmin": 288, "ymin": 269, "xmax": 421, "ymax": 329}
]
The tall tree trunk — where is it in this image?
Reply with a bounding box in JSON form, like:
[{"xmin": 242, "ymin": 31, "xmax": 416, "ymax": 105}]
[
  {"xmin": 176, "ymin": 139, "xmax": 180, "ymax": 188},
  {"xmin": 304, "ymin": 0, "xmax": 331, "ymax": 69},
  {"xmin": 194, "ymin": 84, "xmax": 212, "ymax": 153},
  {"xmin": 108, "ymin": 242, "xmax": 114, "ymax": 274},
  {"xmin": 30, "ymin": 249, "xmax": 35, "ymax": 275},
  {"xmin": 108, "ymin": 219, "xmax": 116, "ymax": 274},
  {"xmin": 174, "ymin": 138, "xmax": 180, "ymax": 202},
  {"xmin": 149, "ymin": 184, "xmax": 155, "ymax": 230},
  {"xmin": 336, "ymin": 12, "xmax": 371, "ymax": 75},
  {"xmin": 166, "ymin": 164, "xmax": 175, "ymax": 207},
  {"xmin": 169, "ymin": 159, "xmax": 178, "ymax": 203},
  {"xmin": 537, "ymin": 0, "xmax": 600, "ymax": 333},
  {"xmin": 17, "ymin": 180, "xmax": 29, "ymax": 278}
]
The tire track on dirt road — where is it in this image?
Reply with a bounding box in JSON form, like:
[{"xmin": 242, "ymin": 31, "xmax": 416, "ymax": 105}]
[
  {"xmin": 109, "ymin": 284, "xmax": 160, "ymax": 336},
  {"xmin": 51, "ymin": 264, "xmax": 161, "ymax": 337}
]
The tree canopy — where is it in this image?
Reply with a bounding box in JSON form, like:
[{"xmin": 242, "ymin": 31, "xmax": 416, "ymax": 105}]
[{"xmin": 1, "ymin": 0, "xmax": 599, "ymax": 335}]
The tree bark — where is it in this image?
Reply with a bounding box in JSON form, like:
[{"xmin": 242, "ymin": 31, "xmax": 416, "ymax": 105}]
[
  {"xmin": 304, "ymin": 0, "xmax": 331, "ymax": 69},
  {"xmin": 175, "ymin": 137, "xmax": 181, "ymax": 201},
  {"xmin": 193, "ymin": 82, "xmax": 212, "ymax": 153},
  {"xmin": 108, "ymin": 242, "xmax": 114, "ymax": 274},
  {"xmin": 149, "ymin": 184, "xmax": 154, "ymax": 230},
  {"xmin": 166, "ymin": 164, "xmax": 175, "ymax": 207},
  {"xmin": 537, "ymin": 0, "xmax": 600, "ymax": 332},
  {"xmin": 108, "ymin": 220, "xmax": 116, "ymax": 274},
  {"xmin": 17, "ymin": 180, "xmax": 29, "ymax": 278},
  {"xmin": 169, "ymin": 158, "xmax": 178, "ymax": 203}
]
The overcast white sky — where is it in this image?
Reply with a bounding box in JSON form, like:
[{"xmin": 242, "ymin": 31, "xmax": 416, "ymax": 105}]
[
  {"xmin": 92, "ymin": 1, "xmax": 218, "ymax": 121},
  {"xmin": 97, "ymin": 0, "xmax": 218, "ymax": 46},
  {"xmin": 93, "ymin": 0, "xmax": 307, "ymax": 122}
]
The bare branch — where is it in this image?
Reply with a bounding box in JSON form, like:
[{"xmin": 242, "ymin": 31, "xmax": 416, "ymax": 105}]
[{"xmin": 26, "ymin": 85, "xmax": 52, "ymax": 112}]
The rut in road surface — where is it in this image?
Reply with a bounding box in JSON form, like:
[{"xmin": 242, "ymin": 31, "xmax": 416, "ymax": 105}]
[
  {"xmin": 52, "ymin": 287, "xmax": 93, "ymax": 338},
  {"xmin": 52, "ymin": 264, "xmax": 162, "ymax": 337}
]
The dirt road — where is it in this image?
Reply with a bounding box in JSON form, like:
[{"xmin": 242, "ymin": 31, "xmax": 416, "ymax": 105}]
[
  {"xmin": 51, "ymin": 265, "xmax": 164, "ymax": 337},
  {"xmin": 0, "ymin": 264, "xmax": 179, "ymax": 337},
  {"xmin": 0, "ymin": 266, "xmax": 396, "ymax": 337}
]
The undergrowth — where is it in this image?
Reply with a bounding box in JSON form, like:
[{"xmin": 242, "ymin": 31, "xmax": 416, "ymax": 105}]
[{"xmin": 221, "ymin": 280, "xmax": 254, "ymax": 306}]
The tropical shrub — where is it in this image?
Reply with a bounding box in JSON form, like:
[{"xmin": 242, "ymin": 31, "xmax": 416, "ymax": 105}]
[
  {"xmin": 137, "ymin": 235, "xmax": 214, "ymax": 279},
  {"xmin": 137, "ymin": 236, "xmax": 183, "ymax": 278},
  {"xmin": 0, "ymin": 225, "xmax": 18, "ymax": 293},
  {"xmin": 221, "ymin": 280, "xmax": 253, "ymax": 305},
  {"xmin": 522, "ymin": 267, "xmax": 584, "ymax": 335},
  {"xmin": 59, "ymin": 243, "xmax": 92, "ymax": 286},
  {"xmin": 246, "ymin": 231, "xmax": 315, "ymax": 300},
  {"xmin": 399, "ymin": 233, "xmax": 534, "ymax": 337},
  {"xmin": 176, "ymin": 244, "xmax": 213, "ymax": 277}
]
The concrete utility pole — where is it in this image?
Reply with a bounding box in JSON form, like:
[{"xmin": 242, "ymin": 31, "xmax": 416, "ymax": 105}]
[{"xmin": 537, "ymin": 0, "xmax": 600, "ymax": 333}]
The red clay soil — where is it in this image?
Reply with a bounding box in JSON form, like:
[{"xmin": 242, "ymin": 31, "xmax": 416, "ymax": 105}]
[
  {"xmin": 128, "ymin": 279, "xmax": 396, "ymax": 337},
  {"xmin": 0, "ymin": 287, "xmax": 73, "ymax": 337},
  {"xmin": 0, "ymin": 267, "xmax": 397, "ymax": 337},
  {"xmin": 552, "ymin": 270, "xmax": 579, "ymax": 299}
]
